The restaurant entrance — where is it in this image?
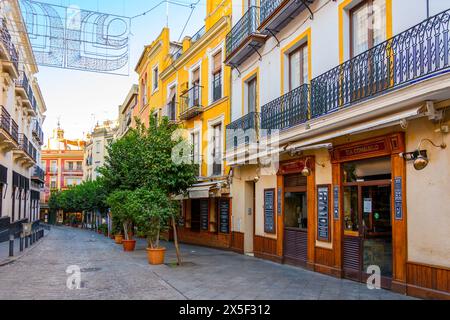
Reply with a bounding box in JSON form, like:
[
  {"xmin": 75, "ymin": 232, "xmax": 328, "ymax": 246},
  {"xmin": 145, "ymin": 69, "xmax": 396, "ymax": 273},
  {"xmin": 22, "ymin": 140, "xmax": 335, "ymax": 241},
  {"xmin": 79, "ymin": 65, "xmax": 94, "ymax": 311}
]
[
  {"xmin": 283, "ymin": 174, "xmax": 308, "ymax": 267},
  {"xmin": 342, "ymin": 157, "xmax": 393, "ymax": 289}
]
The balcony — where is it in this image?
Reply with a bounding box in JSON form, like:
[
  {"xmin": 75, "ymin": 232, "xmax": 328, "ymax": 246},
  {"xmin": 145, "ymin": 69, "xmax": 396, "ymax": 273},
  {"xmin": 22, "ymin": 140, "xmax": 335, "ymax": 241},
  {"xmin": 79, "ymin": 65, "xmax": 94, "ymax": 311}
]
[
  {"xmin": 259, "ymin": 0, "xmax": 315, "ymax": 35},
  {"xmin": 191, "ymin": 26, "xmax": 206, "ymax": 45},
  {"xmin": 32, "ymin": 119, "xmax": 44, "ymax": 145},
  {"xmin": 15, "ymin": 71, "xmax": 37, "ymax": 116},
  {"xmin": 261, "ymin": 84, "xmax": 310, "ymax": 132},
  {"xmin": 0, "ymin": 18, "xmax": 19, "ymax": 78},
  {"xmin": 225, "ymin": 6, "xmax": 267, "ymax": 67},
  {"xmin": 13, "ymin": 134, "xmax": 36, "ymax": 168},
  {"xmin": 179, "ymin": 85, "xmax": 204, "ymax": 120},
  {"xmin": 15, "ymin": 71, "xmax": 30, "ymax": 99},
  {"xmin": 0, "ymin": 106, "xmax": 19, "ymax": 151},
  {"xmin": 260, "ymin": 8, "xmax": 450, "ymax": 133},
  {"xmin": 32, "ymin": 166, "xmax": 45, "ymax": 184},
  {"xmin": 63, "ymin": 167, "xmax": 83, "ymax": 175},
  {"xmin": 226, "ymin": 112, "xmax": 260, "ymax": 152}
]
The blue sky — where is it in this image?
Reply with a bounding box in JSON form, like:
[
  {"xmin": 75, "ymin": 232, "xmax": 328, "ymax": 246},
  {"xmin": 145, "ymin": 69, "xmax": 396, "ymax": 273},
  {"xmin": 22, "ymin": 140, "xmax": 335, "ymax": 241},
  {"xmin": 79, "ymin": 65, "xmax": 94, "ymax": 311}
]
[{"xmin": 33, "ymin": 0, "xmax": 208, "ymax": 139}]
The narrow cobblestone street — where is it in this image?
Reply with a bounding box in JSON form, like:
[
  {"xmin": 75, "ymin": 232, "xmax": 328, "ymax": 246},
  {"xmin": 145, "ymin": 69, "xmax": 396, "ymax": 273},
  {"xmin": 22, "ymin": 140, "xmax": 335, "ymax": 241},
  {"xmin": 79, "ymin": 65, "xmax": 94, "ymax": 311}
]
[{"xmin": 0, "ymin": 227, "xmax": 414, "ymax": 300}]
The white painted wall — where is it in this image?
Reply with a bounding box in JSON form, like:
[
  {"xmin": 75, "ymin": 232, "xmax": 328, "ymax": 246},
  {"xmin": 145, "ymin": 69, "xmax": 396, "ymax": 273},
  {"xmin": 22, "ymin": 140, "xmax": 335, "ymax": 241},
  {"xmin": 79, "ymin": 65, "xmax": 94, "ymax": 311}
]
[
  {"xmin": 230, "ymin": 0, "xmax": 450, "ymax": 121},
  {"xmin": 406, "ymin": 116, "xmax": 450, "ymax": 268}
]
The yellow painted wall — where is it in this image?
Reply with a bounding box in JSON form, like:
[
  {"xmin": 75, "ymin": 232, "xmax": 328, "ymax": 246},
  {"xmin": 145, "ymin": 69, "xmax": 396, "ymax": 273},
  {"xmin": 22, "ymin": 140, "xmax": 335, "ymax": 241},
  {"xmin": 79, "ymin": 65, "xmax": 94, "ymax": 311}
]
[
  {"xmin": 134, "ymin": 28, "xmax": 173, "ymax": 127},
  {"xmin": 136, "ymin": 0, "xmax": 233, "ymax": 178}
]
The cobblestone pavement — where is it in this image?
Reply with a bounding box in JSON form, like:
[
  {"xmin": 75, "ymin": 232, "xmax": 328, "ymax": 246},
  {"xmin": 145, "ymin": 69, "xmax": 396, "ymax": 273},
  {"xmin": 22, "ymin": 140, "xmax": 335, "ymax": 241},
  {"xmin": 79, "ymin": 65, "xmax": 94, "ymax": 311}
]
[{"xmin": 0, "ymin": 227, "xmax": 414, "ymax": 300}]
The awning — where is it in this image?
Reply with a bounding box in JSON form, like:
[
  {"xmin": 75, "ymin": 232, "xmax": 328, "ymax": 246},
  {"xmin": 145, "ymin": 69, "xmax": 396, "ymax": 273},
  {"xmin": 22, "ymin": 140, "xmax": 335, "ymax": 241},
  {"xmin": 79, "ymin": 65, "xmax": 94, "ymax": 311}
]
[
  {"xmin": 285, "ymin": 143, "xmax": 333, "ymax": 154},
  {"xmin": 185, "ymin": 180, "xmax": 229, "ymax": 199}
]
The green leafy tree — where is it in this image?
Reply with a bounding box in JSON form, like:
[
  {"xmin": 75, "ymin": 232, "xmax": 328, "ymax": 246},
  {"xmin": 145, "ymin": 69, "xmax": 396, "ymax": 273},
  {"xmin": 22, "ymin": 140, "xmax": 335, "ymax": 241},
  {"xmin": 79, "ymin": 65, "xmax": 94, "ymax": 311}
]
[
  {"xmin": 129, "ymin": 188, "xmax": 179, "ymax": 249},
  {"xmin": 106, "ymin": 190, "xmax": 135, "ymax": 240}
]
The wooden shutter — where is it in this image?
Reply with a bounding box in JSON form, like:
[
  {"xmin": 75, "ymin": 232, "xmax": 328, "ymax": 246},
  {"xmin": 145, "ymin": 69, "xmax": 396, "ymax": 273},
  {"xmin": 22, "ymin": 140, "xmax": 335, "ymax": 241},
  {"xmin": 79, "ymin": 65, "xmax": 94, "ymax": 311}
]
[
  {"xmin": 213, "ymin": 51, "xmax": 222, "ymax": 74},
  {"xmin": 192, "ymin": 68, "xmax": 200, "ymax": 84}
]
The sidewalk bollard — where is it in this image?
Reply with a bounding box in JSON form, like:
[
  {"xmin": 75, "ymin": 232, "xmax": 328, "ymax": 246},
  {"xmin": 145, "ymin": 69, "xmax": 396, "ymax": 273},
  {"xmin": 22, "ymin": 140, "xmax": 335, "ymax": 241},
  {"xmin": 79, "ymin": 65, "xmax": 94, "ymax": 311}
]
[
  {"xmin": 31, "ymin": 232, "xmax": 35, "ymax": 245},
  {"xmin": 9, "ymin": 235, "xmax": 14, "ymax": 257},
  {"xmin": 25, "ymin": 235, "xmax": 29, "ymax": 249},
  {"xmin": 20, "ymin": 236, "xmax": 24, "ymax": 252}
]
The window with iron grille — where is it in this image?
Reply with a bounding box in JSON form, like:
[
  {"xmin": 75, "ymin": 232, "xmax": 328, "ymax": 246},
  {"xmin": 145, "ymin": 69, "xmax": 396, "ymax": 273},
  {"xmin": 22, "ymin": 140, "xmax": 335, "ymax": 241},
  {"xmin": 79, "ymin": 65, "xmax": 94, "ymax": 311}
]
[{"xmin": 212, "ymin": 123, "xmax": 222, "ymax": 176}]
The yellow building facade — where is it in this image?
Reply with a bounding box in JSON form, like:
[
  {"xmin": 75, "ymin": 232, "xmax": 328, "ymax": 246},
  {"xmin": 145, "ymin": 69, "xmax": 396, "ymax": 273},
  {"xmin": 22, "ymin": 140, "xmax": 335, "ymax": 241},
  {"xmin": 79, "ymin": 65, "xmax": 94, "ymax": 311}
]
[{"xmin": 135, "ymin": 0, "xmax": 234, "ymax": 249}]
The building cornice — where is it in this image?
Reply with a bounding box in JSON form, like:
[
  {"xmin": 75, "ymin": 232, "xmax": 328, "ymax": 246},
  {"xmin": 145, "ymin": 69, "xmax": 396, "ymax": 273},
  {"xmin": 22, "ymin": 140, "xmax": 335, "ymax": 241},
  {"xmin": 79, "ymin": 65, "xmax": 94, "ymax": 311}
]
[{"xmin": 160, "ymin": 16, "xmax": 231, "ymax": 80}]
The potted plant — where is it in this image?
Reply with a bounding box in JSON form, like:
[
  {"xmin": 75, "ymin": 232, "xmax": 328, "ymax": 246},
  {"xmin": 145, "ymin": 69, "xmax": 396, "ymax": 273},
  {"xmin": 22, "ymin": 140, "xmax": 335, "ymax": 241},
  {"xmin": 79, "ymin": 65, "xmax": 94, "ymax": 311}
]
[
  {"xmin": 112, "ymin": 217, "xmax": 123, "ymax": 245},
  {"xmin": 107, "ymin": 190, "xmax": 136, "ymax": 252},
  {"xmin": 130, "ymin": 188, "xmax": 176, "ymax": 265}
]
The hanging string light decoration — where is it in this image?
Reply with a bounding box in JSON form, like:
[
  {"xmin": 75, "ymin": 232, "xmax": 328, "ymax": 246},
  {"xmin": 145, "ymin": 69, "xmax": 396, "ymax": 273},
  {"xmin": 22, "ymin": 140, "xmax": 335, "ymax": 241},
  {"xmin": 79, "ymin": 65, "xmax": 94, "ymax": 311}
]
[{"xmin": 18, "ymin": 0, "xmax": 131, "ymax": 75}]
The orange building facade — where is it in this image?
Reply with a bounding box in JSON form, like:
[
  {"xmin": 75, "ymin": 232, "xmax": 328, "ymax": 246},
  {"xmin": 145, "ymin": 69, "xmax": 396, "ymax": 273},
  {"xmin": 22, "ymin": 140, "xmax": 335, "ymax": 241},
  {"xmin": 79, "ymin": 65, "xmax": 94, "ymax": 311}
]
[{"xmin": 40, "ymin": 125, "xmax": 85, "ymax": 224}]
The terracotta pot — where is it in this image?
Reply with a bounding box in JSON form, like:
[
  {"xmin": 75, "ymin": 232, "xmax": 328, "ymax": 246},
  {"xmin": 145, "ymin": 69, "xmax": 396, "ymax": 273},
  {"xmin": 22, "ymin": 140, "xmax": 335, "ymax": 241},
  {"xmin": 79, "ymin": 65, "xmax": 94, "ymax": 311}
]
[
  {"xmin": 146, "ymin": 247, "xmax": 166, "ymax": 265},
  {"xmin": 122, "ymin": 240, "xmax": 136, "ymax": 252},
  {"xmin": 114, "ymin": 235, "xmax": 123, "ymax": 245}
]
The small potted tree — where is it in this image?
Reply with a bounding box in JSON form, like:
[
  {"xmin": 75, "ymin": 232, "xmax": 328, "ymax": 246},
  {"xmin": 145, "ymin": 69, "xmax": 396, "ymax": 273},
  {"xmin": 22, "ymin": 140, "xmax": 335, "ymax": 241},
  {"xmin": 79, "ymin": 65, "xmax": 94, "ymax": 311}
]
[
  {"xmin": 112, "ymin": 217, "xmax": 123, "ymax": 244},
  {"xmin": 107, "ymin": 190, "xmax": 136, "ymax": 252},
  {"xmin": 130, "ymin": 188, "xmax": 177, "ymax": 265}
]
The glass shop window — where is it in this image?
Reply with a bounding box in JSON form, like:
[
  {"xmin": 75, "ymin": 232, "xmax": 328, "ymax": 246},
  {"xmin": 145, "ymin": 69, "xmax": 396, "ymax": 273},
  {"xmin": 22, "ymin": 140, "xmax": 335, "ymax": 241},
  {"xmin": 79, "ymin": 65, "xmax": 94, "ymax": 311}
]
[{"xmin": 343, "ymin": 157, "xmax": 392, "ymax": 183}]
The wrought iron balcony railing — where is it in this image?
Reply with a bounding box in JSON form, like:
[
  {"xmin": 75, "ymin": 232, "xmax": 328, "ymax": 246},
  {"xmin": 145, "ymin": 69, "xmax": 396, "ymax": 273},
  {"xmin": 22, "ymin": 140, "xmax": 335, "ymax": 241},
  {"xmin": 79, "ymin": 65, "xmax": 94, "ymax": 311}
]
[
  {"xmin": 15, "ymin": 71, "xmax": 29, "ymax": 92},
  {"xmin": 311, "ymin": 8, "xmax": 450, "ymax": 120},
  {"xmin": 180, "ymin": 85, "xmax": 203, "ymax": 120},
  {"xmin": 0, "ymin": 106, "xmax": 19, "ymax": 144},
  {"xmin": 0, "ymin": 105, "xmax": 11, "ymax": 134},
  {"xmin": 28, "ymin": 143, "xmax": 37, "ymax": 161},
  {"xmin": 0, "ymin": 18, "xmax": 19, "ymax": 72},
  {"xmin": 261, "ymin": 8, "xmax": 450, "ymax": 133},
  {"xmin": 259, "ymin": 0, "xmax": 314, "ymax": 34},
  {"xmin": 32, "ymin": 119, "xmax": 44, "ymax": 144},
  {"xmin": 226, "ymin": 111, "xmax": 260, "ymax": 151},
  {"xmin": 260, "ymin": 0, "xmax": 284, "ymax": 23},
  {"xmin": 10, "ymin": 119, "xmax": 18, "ymax": 143},
  {"xmin": 17, "ymin": 134, "xmax": 29, "ymax": 154},
  {"xmin": 191, "ymin": 26, "xmax": 206, "ymax": 44},
  {"xmin": 32, "ymin": 166, "xmax": 45, "ymax": 182},
  {"xmin": 261, "ymin": 84, "xmax": 310, "ymax": 132},
  {"xmin": 225, "ymin": 6, "xmax": 260, "ymax": 59}
]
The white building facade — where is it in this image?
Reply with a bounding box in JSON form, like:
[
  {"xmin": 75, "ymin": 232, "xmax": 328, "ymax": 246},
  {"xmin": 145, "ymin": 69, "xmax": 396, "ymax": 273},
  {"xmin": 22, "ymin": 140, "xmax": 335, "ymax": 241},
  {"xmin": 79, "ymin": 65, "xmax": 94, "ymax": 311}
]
[
  {"xmin": 0, "ymin": 0, "xmax": 46, "ymax": 237},
  {"xmin": 226, "ymin": 0, "xmax": 450, "ymax": 299}
]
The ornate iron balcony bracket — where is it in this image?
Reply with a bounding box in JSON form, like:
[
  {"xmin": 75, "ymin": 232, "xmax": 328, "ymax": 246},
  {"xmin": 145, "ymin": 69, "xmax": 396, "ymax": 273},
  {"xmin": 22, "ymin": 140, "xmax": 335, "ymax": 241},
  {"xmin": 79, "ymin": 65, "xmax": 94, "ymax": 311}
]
[
  {"xmin": 249, "ymin": 44, "xmax": 263, "ymax": 60},
  {"xmin": 300, "ymin": 0, "xmax": 315, "ymax": 20},
  {"xmin": 266, "ymin": 29, "xmax": 281, "ymax": 47}
]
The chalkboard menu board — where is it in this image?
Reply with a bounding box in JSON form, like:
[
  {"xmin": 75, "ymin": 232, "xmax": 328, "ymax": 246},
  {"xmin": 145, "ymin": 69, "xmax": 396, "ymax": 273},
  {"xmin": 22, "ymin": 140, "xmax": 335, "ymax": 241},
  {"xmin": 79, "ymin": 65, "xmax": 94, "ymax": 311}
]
[
  {"xmin": 218, "ymin": 199, "xmax": 230, "ymax": 234},
  {"xmin": 394, "ymin": 177, "xmax": 403, "ymax": 220},
  {"xmin": 264, "ymin": 189, "xmax": 276, "ymax": 234},
  {"xmin": 317, "ymin": 185, "xmax": 330, "ymax": 242},
  {"xmin": 333, "ymin": 186, "xmax": 339, "ymax": 220},
  {"xmin": 200, "ymin": 200, "xmax": 209, "ymax": 231}
]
